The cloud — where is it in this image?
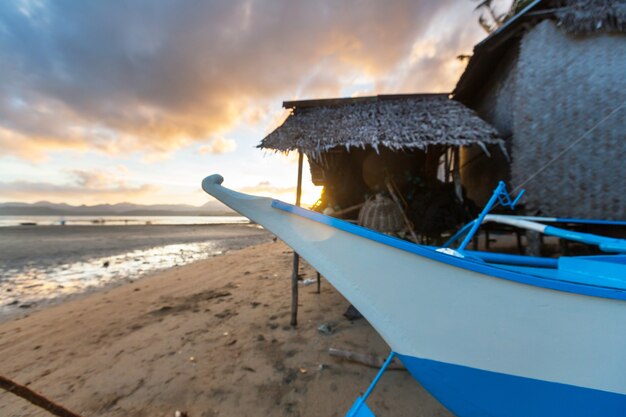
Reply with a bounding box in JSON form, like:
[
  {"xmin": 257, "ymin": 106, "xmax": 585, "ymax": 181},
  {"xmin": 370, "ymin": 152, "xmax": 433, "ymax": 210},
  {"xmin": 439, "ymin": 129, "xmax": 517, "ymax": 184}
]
[
  {"xmin": 238, "ymin": 179, "xmax": 322, "ymax": 206},
  {"xmin": 0, "ymin": 168, "xmax": 159, "ymax": 204},
  {"xmin": 391, "ymin": 13, "xmax": 484, "ymax": 93},
  {"xmin": 239, "ymin": 181, "xmax": 295, "ymax": 197},
  {"xmin": 198, "ymin": 137, "xmax": 237, "ymax": 155},
  {"xmin": 0, "ymin": 0, "xmax": 485, "ymax": 161}
]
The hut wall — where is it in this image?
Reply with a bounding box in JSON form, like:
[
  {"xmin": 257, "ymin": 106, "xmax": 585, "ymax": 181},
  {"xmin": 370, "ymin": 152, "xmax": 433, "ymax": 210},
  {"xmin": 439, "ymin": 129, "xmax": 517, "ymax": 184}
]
[
  {"xmin": 460, "ymin": 144, "xmax": 510, "ymax": 206},
  {"xmin": 460, "ymin": 47, "xmax": 518, "ymax": 205},
  {"xmin": 512, "ymin": 20, "xmax": 626, "ymax": 219},
  {"xmin": 473, "ymin": 45, "xmax": 519, "ymax": 137}
]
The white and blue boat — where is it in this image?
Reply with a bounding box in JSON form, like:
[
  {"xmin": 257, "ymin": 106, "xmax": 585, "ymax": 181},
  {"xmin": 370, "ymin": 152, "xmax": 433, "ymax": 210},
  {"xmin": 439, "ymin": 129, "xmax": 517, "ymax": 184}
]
[{"xmin": 202, "ymin": 174, "xmax": 626, "ymax": 417}]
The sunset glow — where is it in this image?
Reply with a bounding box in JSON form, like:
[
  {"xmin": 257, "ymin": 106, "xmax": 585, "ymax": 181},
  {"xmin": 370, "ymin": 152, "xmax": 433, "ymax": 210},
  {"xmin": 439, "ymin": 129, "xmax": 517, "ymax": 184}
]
[{"xmin": 0, "ymin": 1, "xmax": 508, "ymax": 206}]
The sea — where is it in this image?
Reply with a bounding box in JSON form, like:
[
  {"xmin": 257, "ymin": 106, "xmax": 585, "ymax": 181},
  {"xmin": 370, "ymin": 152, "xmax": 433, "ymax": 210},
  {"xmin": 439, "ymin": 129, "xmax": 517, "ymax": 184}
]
[
  {"xmin": 0, "ymin": 215, "xmax": 271, "ymax": 320},
  {"xmin": 0, "ymin": 214, "xmax": 248, "ymax": 227}
]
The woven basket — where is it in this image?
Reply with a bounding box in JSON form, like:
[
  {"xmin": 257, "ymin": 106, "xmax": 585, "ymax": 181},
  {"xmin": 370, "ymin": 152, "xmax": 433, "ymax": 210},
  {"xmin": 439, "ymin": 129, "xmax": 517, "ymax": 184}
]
[{"xmin": 358, "ymin": 194, "xmax": 404, "ymax": 234}]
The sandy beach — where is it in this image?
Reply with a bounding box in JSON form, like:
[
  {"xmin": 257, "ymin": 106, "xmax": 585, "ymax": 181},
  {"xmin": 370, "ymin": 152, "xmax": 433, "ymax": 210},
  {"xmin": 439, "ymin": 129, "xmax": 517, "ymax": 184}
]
[{"xmin": 0, "ymin": 241, "xmax": 451, "ymax": 417}]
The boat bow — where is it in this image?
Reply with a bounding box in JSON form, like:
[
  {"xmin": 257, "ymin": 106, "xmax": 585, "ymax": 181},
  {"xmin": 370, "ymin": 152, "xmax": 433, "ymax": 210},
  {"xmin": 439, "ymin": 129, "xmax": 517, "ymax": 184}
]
[{"xmin": 201, "ymin": 174, "xmax": 626, "ymax": 417}]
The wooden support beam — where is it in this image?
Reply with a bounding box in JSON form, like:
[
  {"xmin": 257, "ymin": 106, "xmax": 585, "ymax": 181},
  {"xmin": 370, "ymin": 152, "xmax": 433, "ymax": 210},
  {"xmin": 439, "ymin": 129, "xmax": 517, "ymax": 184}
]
[
  {"xmin": 295, "ymin": 152, "xmax": 303, "ymax": 206},
  {"xmin": 453, "ymin": 148, "xmax": 463, "ymax": 203},
  {"xmin": 290, "ymin": 253, "xmax": 300, "ymax": 327},
  {"xmin": 444, "ymin": 147, "xmax": 450, "ymax": 183},
  {"xmin": 290, "ymin": 152, "xmax": 304, "ymax": 326},
  {"xmin": 316, "ymin": 271, "xmax": 321, "ymax": 294}
]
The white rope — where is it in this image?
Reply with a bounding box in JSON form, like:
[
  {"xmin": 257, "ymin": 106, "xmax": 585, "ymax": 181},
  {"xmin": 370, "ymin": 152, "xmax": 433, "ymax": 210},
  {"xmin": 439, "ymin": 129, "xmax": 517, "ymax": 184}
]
[{"xmin": 512, "ymin": 100, "xmax": 625, "ymax": 193}]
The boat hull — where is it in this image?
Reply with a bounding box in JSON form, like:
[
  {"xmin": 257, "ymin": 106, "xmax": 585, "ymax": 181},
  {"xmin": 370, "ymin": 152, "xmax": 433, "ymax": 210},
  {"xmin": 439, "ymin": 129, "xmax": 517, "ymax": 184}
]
[
  {"xmin": 202, "ymin": 175, "xmax": 626, "ymax": 416},
  {"xmin": 399, "ymin": 354, "xmax": 626, "ymax": 417}
]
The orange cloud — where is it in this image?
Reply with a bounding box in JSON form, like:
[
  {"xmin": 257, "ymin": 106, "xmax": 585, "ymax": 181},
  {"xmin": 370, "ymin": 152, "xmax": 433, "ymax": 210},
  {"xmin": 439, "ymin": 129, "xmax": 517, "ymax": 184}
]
[
  {"xmin": 239, "ymin": 181, "xmax": 296, "ymax": 196},
  {"xmin": 0, "ymin": 1, "xmax": 485, "ymax": 161},
  {"xmin": 0, "ymin": 180, "xmax": 159, "ymax": 205},
  {"xmin": 0, "ymin": 168, "xmax": 159, "ymax": 205},
  {"xmin": 198, "ymin": 137, "xmax": 237, "ymax": 155},
  {"xmin": 238, "ymin": 178, "xmax": 321, "ymax": 206}
]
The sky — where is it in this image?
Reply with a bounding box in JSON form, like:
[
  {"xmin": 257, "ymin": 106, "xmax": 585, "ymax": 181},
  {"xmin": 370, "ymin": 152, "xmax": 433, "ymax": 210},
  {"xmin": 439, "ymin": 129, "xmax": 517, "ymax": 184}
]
[{"xmin": 0, "ymin": 0, "xmax": 511, "ymax": 207}]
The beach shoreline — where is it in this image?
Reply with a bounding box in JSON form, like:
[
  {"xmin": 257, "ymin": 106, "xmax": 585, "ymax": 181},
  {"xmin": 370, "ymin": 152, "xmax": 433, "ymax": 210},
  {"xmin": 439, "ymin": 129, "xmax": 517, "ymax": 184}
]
[
  {"xmin": 0, "ymin": 241, "xmax": 450, "ymax": 417},
  {"xmin": 0, "ymin": 224, "xmax": 269, "ymax": 268},
  {"xmin": 0, "ymin": 224, "xmax": 272, "ymax": 323}
]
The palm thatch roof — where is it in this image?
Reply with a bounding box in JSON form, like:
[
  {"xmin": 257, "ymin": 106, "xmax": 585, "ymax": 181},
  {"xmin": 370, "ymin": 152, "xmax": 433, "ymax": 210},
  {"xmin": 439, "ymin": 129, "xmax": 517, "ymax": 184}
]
[
  {"xmin": 259, "ymin": 94, "xmax": 502, "ymax": 157},
  {"xmin": 555, "ymin": 0, "xmax": 626, "ymax": 34},
  {"xmin": 454, "ymin": 0, "xmax": 626, "ymax": 102}
]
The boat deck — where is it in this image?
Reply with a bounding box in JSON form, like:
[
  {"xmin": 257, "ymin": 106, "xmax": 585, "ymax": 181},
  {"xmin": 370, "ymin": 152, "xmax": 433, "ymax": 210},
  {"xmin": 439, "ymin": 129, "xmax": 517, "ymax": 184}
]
[{"xmin": 489, "ymin": 255, "xmax": 626, "ymax": 290}]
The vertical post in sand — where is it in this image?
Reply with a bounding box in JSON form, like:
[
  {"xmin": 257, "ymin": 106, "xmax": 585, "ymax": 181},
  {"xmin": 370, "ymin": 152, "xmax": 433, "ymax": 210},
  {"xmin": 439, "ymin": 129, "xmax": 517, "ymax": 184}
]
[
  {"xmin": 291, "ymin": 152, "xmax": 304, "ymax": 326},
  {"xmin": 316, "ymin": 271, "xmax": 321, "ymax": 294}
]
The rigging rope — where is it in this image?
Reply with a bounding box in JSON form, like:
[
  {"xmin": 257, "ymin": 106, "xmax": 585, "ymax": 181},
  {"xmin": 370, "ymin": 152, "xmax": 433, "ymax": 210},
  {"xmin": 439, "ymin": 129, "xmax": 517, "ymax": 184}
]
[{"xmin": 511, "ymin": 100, "xmax": 625, "ymax": 193}]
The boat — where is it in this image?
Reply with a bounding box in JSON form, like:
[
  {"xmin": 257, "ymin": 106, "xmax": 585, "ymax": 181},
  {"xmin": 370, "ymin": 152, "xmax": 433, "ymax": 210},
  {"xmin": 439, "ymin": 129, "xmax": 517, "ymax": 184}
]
[{"xmin": 202, "ymin": 174, "xmax": 626, "ymax": 417}]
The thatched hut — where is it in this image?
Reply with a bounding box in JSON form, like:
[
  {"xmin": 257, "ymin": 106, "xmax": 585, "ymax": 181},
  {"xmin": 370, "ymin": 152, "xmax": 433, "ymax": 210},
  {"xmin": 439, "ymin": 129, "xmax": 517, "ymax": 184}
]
[
  {"xmin": 454, "ymin": 0, "xmax": 626, "ymax": 219},
  {"xmin": 260, "ymin": 93, "xmax": 502, "ymax": 239}
]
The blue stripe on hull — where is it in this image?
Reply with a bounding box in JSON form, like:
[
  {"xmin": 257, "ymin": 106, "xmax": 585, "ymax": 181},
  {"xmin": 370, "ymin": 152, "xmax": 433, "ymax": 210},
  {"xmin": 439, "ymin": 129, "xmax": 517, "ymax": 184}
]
[
  {"xmin": 271, "ymin": 200, "xmax": 626, "ymax": 301},
  {"xmin": 398, "ymin": 354, "xmax": 626, "ymax": 417}
]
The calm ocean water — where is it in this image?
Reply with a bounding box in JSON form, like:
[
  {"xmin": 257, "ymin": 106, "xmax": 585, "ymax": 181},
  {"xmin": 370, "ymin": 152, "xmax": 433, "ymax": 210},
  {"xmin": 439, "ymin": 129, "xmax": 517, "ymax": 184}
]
[
  {"xmin": 0, "ymin": 216, "xmax": 270, "ymax": 319},
  {"xmin": 0, "ymin": 214, "xmax": 248, "ymax": 227}
]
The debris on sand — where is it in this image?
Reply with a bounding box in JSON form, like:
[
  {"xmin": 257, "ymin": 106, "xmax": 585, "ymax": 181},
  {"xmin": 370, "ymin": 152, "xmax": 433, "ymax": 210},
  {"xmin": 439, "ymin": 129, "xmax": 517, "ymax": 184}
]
[{"xmin": 317, "ymin": 323, "xmax": 333, "ymax": 335}]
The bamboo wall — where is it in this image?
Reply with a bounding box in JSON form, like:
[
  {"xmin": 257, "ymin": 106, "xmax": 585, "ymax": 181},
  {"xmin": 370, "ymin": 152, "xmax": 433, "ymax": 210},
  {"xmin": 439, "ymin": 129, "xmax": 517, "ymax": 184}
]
[
  {"xmin": 460, "ymin": 47, "xmax": 518, "ymax": 205},
  {"xmin": 463, "ymin": 20, "xmax": 625, "ymax": 219},
  {"xmin": 513, "ymin": 20, "xmax": 626, "ymax": 219}
]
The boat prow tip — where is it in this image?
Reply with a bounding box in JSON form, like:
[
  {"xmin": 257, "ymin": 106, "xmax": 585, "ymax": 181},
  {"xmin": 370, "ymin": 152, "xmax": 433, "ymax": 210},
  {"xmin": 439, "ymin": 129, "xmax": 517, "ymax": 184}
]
[{"xmin": 202, "ymin": 174, "xmax": 224, "ymax": 192}]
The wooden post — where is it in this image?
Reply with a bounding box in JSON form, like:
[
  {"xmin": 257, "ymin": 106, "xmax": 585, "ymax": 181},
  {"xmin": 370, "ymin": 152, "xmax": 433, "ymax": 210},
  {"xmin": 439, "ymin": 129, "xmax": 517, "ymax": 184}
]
[
  {"xmin": 291, "ymin": 253, "xmax": 300, "ymax": 326},
  {"xmin": 452, "ymin": 148, "xmax": 463, "ymax": 203},
  {"xmin": 516, "ymin": 231, "xmax": 524, "ymax": 254},
  {"xmin": 316, "ymin": 271, "xmax": 321, "ymax": 294},
  {"xmin": 291, "ymin": 152, "xmax": 304, "ymax": 326},
  {"xmin": 444, "ymin": 147, "xmax": 450, "ymax": 183}
]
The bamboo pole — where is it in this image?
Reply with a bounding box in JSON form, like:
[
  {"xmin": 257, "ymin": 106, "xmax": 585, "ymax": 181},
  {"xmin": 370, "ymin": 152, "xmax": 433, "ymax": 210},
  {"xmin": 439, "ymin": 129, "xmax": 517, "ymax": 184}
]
[
  {"xmin": 328, "ymin": 348, "xmax": 405, "ymax": 370},
  {"xmin": 330, "ymin": 202, "xmax": 364, "ymax": 217},
  {"xmin": 386, "ymin": 180, "xmax": 419, "ymax": 243},
  {"xmin": 290, "ymin": 152, "xmax": 304, "ymax": 326},
  {"xmin": 453, "ymin": 147, "xmax": 464, "ymax": 203}
]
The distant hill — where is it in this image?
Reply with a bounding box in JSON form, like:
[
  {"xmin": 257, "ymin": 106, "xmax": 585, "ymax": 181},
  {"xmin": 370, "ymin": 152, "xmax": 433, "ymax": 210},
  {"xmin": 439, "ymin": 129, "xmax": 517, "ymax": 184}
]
[{"xmin": 0, "ymin": 200, "xmax": 236, "ymax": 216}]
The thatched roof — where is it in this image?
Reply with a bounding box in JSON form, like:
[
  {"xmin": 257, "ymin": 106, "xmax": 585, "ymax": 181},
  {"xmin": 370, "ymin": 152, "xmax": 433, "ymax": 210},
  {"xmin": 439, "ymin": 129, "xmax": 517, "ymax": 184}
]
[
  {"xmin": 555, "ymin": 0, "xmax": 626, "ymax": 34},
  {"xmin": 454, "ymin": 0, "xmax": 626, "ymax": 102},
  {"xmin": 259, "ymin": 94, "xmax": 502, "ymax": 156}
]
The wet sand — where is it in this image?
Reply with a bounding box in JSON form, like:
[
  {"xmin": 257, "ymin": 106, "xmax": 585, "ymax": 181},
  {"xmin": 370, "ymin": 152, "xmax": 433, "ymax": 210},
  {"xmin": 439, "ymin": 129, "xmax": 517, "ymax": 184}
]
[
  {"xmin": 0, "ymin": 241, "xmax": 451, "ymax": 417},
  {"xmin": 0, "ymin": 224, "xmax": 272, "ymax": 321},
  {"xmin": 0, "ymin": 224, "xmax": 270, "ymax": 269}
]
